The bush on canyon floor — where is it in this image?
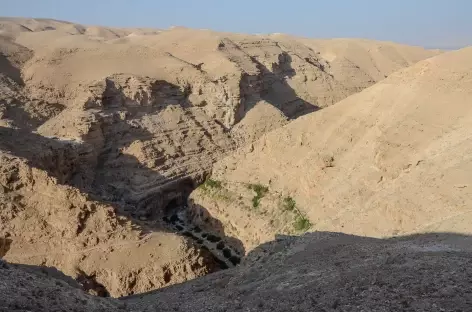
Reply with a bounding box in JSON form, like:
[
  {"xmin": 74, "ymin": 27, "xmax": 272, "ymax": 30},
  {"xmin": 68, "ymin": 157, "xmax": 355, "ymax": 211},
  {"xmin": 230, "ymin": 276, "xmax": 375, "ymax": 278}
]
[
  {"xmin": 199, "ymin": 179, "xmax": 222, "ymax": 191},
  {"xmin": 282, "ymin": 196, "xmax": 296, "ymax": 211},
  {"xmin": 247, "ymin": 183, "xmax": 269, "ymax": 209},
  {"xmin": 293, "ymin": 215, "xmax": 312, "ymax": 232}
]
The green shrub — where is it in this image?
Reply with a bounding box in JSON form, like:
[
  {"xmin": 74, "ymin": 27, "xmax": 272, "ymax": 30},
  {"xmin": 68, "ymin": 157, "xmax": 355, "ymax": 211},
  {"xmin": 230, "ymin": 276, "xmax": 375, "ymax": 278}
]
[
  {"xmin": 293, "ymin": 215, "xmax": 312, "ymax": 232},
  {"xmin": 247, "ymin": 183, "xmax": 269, "ymax": 209},
  {"xmin": 282, "ymin": 196, "xmax": 296, "ymax": 211},
  {"xmin": 252, "ymin": 196, "xmax": 261, "ymax": 208},
  {"xmin": 247, "ymin": 184, "xmax": 269, "ymax": 197},
  {"xmin": 206, "ymin": 179, "xmax": 222, "ymax": 188},
  {"xmin": 199, "ymin": 179, "xmax": 222, "ymax": 192}
]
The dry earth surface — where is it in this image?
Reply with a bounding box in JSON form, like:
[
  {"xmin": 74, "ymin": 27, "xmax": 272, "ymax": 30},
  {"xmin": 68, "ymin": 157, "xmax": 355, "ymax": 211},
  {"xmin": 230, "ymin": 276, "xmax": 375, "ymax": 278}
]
[{"xmin": 2, "ymin": 16, "xmax": 471, "ymax": 310}]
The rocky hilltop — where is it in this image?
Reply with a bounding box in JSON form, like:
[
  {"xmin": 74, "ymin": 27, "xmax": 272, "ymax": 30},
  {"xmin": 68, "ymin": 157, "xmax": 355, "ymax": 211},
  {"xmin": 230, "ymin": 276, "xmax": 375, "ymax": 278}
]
[{"xmin": 2, "ymin": 16, "xmax": 470, "ymax": 310}]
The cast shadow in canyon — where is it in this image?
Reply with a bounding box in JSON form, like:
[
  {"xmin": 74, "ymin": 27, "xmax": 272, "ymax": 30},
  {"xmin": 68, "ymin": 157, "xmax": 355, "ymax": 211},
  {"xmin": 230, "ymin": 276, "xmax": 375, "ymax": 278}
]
[{"xmin": 236, "ymin": 51, "xmax": 320, "ymax": 123}]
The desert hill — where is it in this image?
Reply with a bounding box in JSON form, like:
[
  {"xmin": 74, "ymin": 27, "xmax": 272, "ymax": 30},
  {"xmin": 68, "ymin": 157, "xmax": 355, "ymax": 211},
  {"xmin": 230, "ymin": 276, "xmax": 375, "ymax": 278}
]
[
  {"xmin": 0, "ymin": 16, "xmax": 444, "ymax": 297},
  {"xmin": 3, "ymin": 232, "xmax": 472, "ymax": 311},
  {"xmin": 194, "ymin": 47, "xmax": 472, "ymax": 251}
]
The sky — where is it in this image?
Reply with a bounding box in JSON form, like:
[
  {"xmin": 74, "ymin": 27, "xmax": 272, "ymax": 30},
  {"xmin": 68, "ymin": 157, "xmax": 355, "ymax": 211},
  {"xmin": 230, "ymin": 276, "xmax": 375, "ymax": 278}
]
[{"xmin": 1, "ymin": 0, "xmax": 470, "ymax": 49}]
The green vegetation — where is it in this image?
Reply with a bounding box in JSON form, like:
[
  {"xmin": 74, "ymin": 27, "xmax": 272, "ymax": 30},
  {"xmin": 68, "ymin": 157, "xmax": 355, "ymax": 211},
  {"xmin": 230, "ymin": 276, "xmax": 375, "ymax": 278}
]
[
  {"xmin": 293, "ymin": 215, "xmax": 312, "ymax": 232},
  {"xmin": 279, "ymin": 195, "xmax": 312, "ymax": 233},
  {"xmin": 247, "ymin": 184, "xmax": 269, "ymax": 197},
  {"xmin": 198, "ymin": 180, "xmax": 312, "ymax": 232},
  {"xmin": 282, "ymin": 196, "xmax": 296, "ymax": 211},
  {"xmin": 204, "ymin": 179, "xmax": 222, "ymax": 189},
  {"xmin": 199, "ymin": 179, "xmax": 222, "ymax": 192},
  {"xmin": 198, "ymin": 179, "xmax": 233, "ymax": 202},
  {"xmin": 251, "ymin": 196, "xmax": 261, "ymax": 208},
  {"xmin": 247, "ymin": 183, "xmax": 269, "ymax": 209}
]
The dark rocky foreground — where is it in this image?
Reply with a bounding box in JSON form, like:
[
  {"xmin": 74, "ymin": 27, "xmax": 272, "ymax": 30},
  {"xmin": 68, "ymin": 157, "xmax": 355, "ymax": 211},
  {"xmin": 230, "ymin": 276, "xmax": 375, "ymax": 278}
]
[{"xmin": 2, "ymin": 232, "xmax": 472, "ymax": 312}]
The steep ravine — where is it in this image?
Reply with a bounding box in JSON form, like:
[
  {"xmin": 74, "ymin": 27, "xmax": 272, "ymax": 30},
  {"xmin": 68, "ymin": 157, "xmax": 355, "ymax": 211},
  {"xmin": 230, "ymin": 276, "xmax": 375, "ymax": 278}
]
[{"xmin": 163, "ymin": 205, "xmax": 242, "ymax": 269}]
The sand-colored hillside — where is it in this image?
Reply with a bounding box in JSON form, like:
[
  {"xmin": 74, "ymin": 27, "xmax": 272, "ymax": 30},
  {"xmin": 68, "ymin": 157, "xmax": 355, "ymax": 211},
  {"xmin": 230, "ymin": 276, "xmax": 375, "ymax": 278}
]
[
  {"xmin": 0, "ymin": 17, "xmax": 160, "ymax": 39},
  {"xmin": 0, "ymin": 17, "xmax": 442, "ymax": 297},
  {"xmin": 1, "ymin": 17, "xmax": 438, "ymax": 129},
  {"xmin": 301, "ymin": 38, "xmax": 442, "ymax": 81},
  {"xmin": 195, "ymin": 47, "xmax": 472, "ymax": 250}
]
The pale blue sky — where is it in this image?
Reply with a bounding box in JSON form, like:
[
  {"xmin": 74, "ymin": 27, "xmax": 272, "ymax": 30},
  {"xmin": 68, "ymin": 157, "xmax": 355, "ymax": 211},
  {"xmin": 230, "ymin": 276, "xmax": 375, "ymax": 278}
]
[{"xmin": 1, "ymin": 0, "xmax": 470, "ymax": 49}]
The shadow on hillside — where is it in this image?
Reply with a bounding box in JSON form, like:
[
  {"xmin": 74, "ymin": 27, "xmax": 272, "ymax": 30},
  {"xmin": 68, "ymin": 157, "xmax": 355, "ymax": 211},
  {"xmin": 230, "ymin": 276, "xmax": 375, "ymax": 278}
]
[
  {"xmin": 0, "ymin": 79, "xmax": 200, "ymax": 224},
  {"xmin": 0, "ymin": 100, "xmax": 66, "ymax": 130},
  {"xmin": 7, "ymin": 261, "xmax": 82, "ymax": 289},
  {"xmin": 185, "ymin": 200, "xmax": 246, "ymax": 257},
  {"xmin": 0, "ymin": 54, "xmax": 24, "ymax": 86},
  {"xmin": 244, "ymin": 231, "xmax": 472, "ymax": 264},
  {"xmin": 123, "ymin": 231, "xmax": 472, "ymax": 311},
  {"xmin": 0, "ymin": 237, "xmax": 12, "ymax": 258},
  {"xmin": 0, "ymin": 56, "xmax": 66, "ymax": 130},
  {"xmin": 231, "ymin": 48, "xmax": 320, "ymax": 123},
  {"xmin": 0, "ymin": 123, "xmax": 235, "ymax": 230},
  {"xmin": 99, "ymin": 78, "xmax": 192, "ymax": 112}
]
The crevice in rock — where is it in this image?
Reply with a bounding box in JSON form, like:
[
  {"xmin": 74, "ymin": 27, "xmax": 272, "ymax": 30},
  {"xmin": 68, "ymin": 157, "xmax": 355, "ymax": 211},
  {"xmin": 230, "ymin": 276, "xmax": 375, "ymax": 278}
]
[
  {"xmin": 0, "ymin": 237, "xmax": 12, "ymax": 258},
  {"xmin": 163, "ymin": 203, "xmax": 242, "ymax": 270}
]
